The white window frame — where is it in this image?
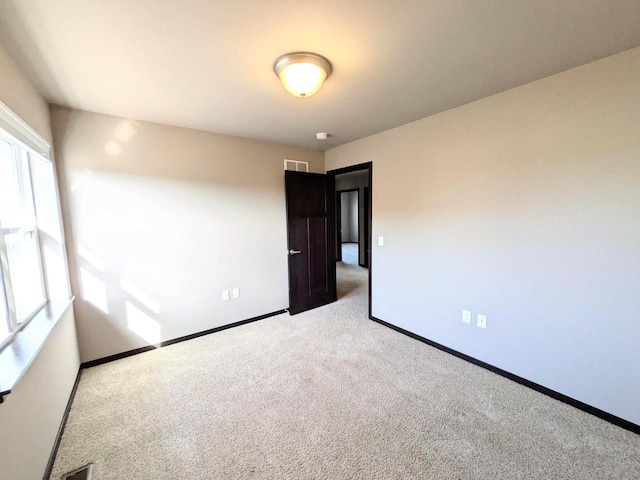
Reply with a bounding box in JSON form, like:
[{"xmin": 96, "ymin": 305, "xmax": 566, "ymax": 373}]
[{"xmin": 0, "ymin": 102, "xmax": 70, "ymax": 349}]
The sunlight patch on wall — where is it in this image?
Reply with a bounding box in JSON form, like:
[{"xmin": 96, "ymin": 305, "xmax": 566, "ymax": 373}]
[
  {"xmin": 78, "ymin": 245, "xmax": 105, "ymax": 271},
  {"xmin": 121, "ymin": 279, "xmax": 160, "ymax": 314},
  {"xmin": 80, "ymin": 267, "xmax": 109, "ymax": 313},
  {"xmin": 115, "ymin": 120, "xmax": 138, "ymax": 142},
  {"xmin": 126, "ymin": 301, "xmax": 161, "ymax": 344},
  {"xmin": 70, "ymin": 169, "xmax": 94, "ymax": 193},
  {"xmin": 104, "ymin": 119, "xmax": 138, "ymax": 157},
  {"xmin": 104, "ymin": 141, "xmax": 122, "ymax": 156}
]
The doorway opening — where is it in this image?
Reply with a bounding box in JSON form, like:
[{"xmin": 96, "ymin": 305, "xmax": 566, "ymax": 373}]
[
  {"xmin": 337, "ymin": 189, "xmax": 360, "ymax": 266},
  {"xmin": 328, "ymin": 163, "xmax": 372, "ymax": 316}
]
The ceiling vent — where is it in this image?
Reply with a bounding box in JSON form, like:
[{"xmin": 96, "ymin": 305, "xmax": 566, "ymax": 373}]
[{"xmin": 284, "ymin": 159, "xmax": 309, "ymax": 172}]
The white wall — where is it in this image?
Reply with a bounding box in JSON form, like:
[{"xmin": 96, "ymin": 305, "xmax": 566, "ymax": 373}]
[
  {"xmin": 348, "ymin": 191, "xmax": 358, "ymax": 242},
  {"xmin": 326, "ymin": 47, "xmax": 640, "ymax": 425},
  {"xmin": 51, "ymin": 107, "xmax": 324, "ymax": 363},
  {"xmin": 0, "ymin": 41, "xmax": 80, "ymax": 479},
  {"xmin": 340, "ymin": 192, "xmax": 351, "ymax": 242},
  {"xmin": 339, "ymin": 191, "xmax": 358, "ymax": 243}
]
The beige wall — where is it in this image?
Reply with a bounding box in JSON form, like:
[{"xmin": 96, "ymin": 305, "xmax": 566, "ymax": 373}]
[
  {"xmin": 0, "ymin": 309, "xmax": 78, "ymax": 480},
  {"xmin": 0, "ymin": 41, "xmax": 52, "ymax": 144},
  {"xmin": 51, "ymin": 107, "xmax": 324, "ymax": 362},
  {"xmin": 0, "ymin": 41, "xmax": 80, "ymax": 479},
  {"xmin": 326, "ymin": 47, "xmax": 640, "ymax": 425}
]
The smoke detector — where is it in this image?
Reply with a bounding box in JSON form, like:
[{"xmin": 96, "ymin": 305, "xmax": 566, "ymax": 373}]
[{"xmin": 315, "ymin": 132, "xmax": 328, "ymax": 141}]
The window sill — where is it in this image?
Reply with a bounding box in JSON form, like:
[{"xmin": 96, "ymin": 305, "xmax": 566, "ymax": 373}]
[{"xmin": 0, "ymin": 297, "xmax": 74, "ymax": 403}]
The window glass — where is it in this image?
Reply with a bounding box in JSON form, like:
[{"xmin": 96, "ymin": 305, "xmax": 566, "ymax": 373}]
[
  {"xmin": 5, "ymin": 230, "xmax": 45, "ymax": 321},
  {"xmin": 0, "ymin": 141, "xmax": 34, "ymax": 230},
  {"xmin": 30, "ymin": 153, "xmax": 62, "ymax": 242},
  {"xmin": 0, "ymin": 139, "xmax": 19, "ymax": 226},
  {"xmin": 0, "ymin": 270, "xmax": 8, "ymax": 342}
]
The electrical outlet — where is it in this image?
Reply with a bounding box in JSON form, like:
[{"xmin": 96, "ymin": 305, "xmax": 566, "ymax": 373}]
[
  {"xmin": 222, "ymin": 290, "xmax": 230, "ymax": 301},
  {"xmin": 462, "ymin": 310, "xmax": 472, "ymax": 324},
  {"xmin": 378, "ymin": 236, "xmax": 384, "ymax": 246},
  {"xmin": 232, "ymin": 288, "xmax": 240, "ymax": 299},
  {"xmin": 477, "ymin": 314, "xmax": 487, "ymax": 329}
]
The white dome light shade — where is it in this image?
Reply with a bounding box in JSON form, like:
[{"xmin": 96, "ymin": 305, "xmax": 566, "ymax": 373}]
[
  {"xmin": 280, "ymin": 63, "xmax": 326, "ymax": 97},
  {"xmin": 274, "ymin": 53, "xmax": 332, "ymax": 98}
]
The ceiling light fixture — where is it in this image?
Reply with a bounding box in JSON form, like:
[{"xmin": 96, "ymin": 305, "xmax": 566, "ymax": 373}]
[
  {"xmin": 274, "ymin": 52, "xmax": 332, "ymax": 98},
  {"xmin": 316, "ymin": 132, "xmax": 328, "ymax": 140}
]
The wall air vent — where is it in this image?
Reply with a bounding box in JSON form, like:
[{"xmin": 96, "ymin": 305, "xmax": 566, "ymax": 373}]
[
  {"xmin": 62, "ymin": 464, "xmax": 94, "ymax": 480},
  {"xmin": 284, "ymin": 159, "xmax": 309, "ymax": 172}
]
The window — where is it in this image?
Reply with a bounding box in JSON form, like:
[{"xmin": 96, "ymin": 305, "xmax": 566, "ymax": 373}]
[{"xmin": 0, "ymin": 125, "xmax": 69, "ymax": 346}]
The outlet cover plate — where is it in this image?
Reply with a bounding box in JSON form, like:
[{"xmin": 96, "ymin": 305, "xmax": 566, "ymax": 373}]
[
  {"xmin": 477, "ymin": 314, "xmax": 487, "ymax": 329},
  {"xmin": 462, "ymin": 310, "xmax": 472, "ymax": 324}
]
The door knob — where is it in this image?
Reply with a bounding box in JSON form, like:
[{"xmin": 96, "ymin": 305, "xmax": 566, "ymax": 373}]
[{"xmin": 289, "ymin": 249, "xmax": 302, "ymax": 255}]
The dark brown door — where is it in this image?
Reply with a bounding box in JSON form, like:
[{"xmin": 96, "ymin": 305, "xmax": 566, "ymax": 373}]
[{"xmin": 285, "ymin": 170, "xmax": 336, "ymax": 314}]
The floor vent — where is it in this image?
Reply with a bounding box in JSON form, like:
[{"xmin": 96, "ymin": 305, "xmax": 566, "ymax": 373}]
[{"xmin": 62, "ymin": 464, "xmax": 93, "ymax": 480}]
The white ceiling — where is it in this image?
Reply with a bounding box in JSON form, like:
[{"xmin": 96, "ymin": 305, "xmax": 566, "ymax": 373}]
[{"xmin": 1, "ymin": 1, "xmax": 639, "ymax": 150}]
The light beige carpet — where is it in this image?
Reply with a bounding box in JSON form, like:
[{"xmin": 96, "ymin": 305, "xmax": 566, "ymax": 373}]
[{"xmin": 50, "ymin": 263, "xmax": 640, "ymax": 479}]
